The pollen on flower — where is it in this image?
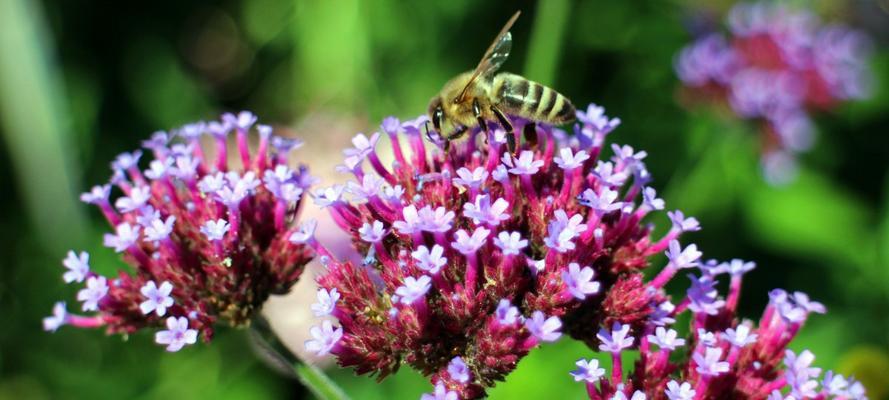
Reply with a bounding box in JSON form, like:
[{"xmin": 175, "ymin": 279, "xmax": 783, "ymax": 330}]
[{"xmin": 45, "ymin": 111, "xmax": 316, "ymax": 350}]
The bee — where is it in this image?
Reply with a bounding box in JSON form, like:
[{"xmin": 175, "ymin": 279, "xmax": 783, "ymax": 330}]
[{"xmin": 427, "ymin": 11, "xmax": 576, "ymax": 154}]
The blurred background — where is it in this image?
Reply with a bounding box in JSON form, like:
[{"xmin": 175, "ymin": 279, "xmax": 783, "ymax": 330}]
[{"xmin": 1, "ymin": 0, "xmax": 888, "ymax": 399}]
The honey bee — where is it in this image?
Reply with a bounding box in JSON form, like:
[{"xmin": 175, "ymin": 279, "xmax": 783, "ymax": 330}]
[{"xmin": 427, "ymin": 11, "xmax": 576, "ymax": 154}]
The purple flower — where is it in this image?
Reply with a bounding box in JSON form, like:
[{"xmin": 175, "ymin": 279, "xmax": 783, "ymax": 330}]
[
  {"xmin": 495, "ymin": 299, "xmax": 520, "ymax": 325},
  {"xmin": 554, "ymin": 148, "xmax": 590, "ymax": 170},
  {"xmin": 463, "ymin": 195, "xmax": 510, "ymax": 226},
  {"xmin": 395, "ymin": 276, "xmax": 432, "ymax": 305},
  {"xmin": 418, "ymin": 206, "xmax": 455, "ymax": 233},
  {"xmin": 577, "ymin": 103, "xmax": 621, "ymax": 134},
  {"xmin": 448, "ymin": 356, "xmax": 470, "ymax": 383},
  {"xmin": 452, "ymin": 227, "xmax": 490, "ymax": 255},
  {"xmin": 453, "ymin": 167, "xmax": 489, "ymax": 189},
  {"xmin": 311, "ymin": 288, "xmax": 340, "ymax": 317},
  {"xmin": 693, "ymin": 347, "xmax": 730, "ymax": 376},
  {"xmin": 112, "ymin": 150, "xmax": 142, "ymax": 171},
  {"xmin": 139, "ymin": 281, "xmax": 174, "ymax": 316},
  {"xmin": 597, "ymin": 322, "xmax": 634, "ymax": 353},
  {"xmin": 200, "ymin": 219, "xmax": 230, "ymax": 241},
  {"xmin": 697, "ymin": 329, "xmax": 717, "ymax": 346},
  {"xmin": 647, "ymin": 327, "xmax": 685, "ymax": 351},
  {"xmin": 722, "ymin": 324, "xmax": 758, "ymax": 347},
  {"xmin": 144, "ymin": 216, "xmax": 176, "ymax": 243},
  {"xmin": 313, "ymin": 185, "xmax": 346, "ymax": 208},
  {"xmin": 43, "ymin": 302, "xmax": 68, "ymax": 332},
  {"xmin": 77, "ymin": 276, "xmax": 108, "ymax": 311},
  {"xmin": 544, "ymin": 210, "xmax": 587, "ymax": 253},
  {"xmin": 562, "ymin": 263, "xmax": 600, "ymax": 300},
  {"xmin": 641, "ymin": 187, "xmax": 665, "ymax": 210},
  {"xmin": 525, "ymin": 311, "xmax": 562, "ymax": 342},
  {"xmin": 80, "ymin": 184, "xmax": 111, "ymax": 204},
  {"xmin": 412, "ymin": 245, "xmax": 448, "ymax": 274},
  {"xmin": 665, "ymin": 381, "xmax": 695, "ymax": 400},
  {"xmin": 343, "ymin": 132, "xmax": 381, "ymax": 168},
  {"xmin": 289, "ymin": 219, "xmax": 318, "ymax": 244},
  {"xmin": 305, "ymin": 320, "xmax": 343, "ymax": 357},
  {"xmin": 145, "ymin": 158, "xmax": 174, "ymax": 180},
  {"xmin": 503, "ymin": 151, "xmax": 544, "ymax": 175},
  {"xmin": 198, "ymin": 172, "xmax": 226, "ymax": 194},
  {"xmin": 593, "ymin": 161, "xmax": 628, "ymax": 187},
  {"xmin": 667, "ymin": 210, "xmax": 700, "ymax": 233},
  {"xmin": 50, "ymin": 111, "xmax": 316, "ymax": 354},
  {"xmin": 578, "ymin": 188, "xmax": 623, "ymax": 213},
  {"xmin": 62, "ymin": 251, "xmax": 90, "ymax": 284},
  {"xmin": 716, "ymin": 259, "xmax": 756, "ymax": 276},
  {"xmin": 393, "ymin": 205, "xmax": 423, "ymax": 234},
  {"xmin": 665, "ymin": 241, "xmax": 702, "ymax": 269},
  {"xmin": 155, "ymin": 316, "xmax": 198, "ymax": 352},
  {"xmin": 347, "ymin": 175, "xmax": 386, "ymax": 203},
  {"xmin": 570, "ymin": 359, "xmax": 605, "ymax": 383},
  {"xmin": 223, "ymin": 111, "xmax": 257, "ymax": 130},
  {"xmin": 421, "ymin": 383, "xmax": 458, "ymax": 400},
  {"xmin": 114, "ymin": 186, "xmax": 151, "ymax": 213},
  {"xmin": 359, "ymin": 220, "xmax": 386, "ymax": 243},
  {"xmin": 493, "ymin": 231, "xmax": 527, "ymax": 255},
  {"xmin": 687, "ymin": 275, "xmax": 726, "ymax": 315}
]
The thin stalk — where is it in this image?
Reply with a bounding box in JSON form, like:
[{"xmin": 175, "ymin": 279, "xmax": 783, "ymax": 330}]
[{"xmin": 249, "ymin": 315, "xmax": 350, "ymax": 400}]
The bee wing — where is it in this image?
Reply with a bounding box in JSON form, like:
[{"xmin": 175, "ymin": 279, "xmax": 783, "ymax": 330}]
[{"xmin": 456, "ymin": 11, "xmax": 520, "ymax": 103}]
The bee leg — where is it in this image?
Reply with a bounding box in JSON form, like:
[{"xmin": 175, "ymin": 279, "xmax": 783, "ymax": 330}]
[
  {"xmin": 424, "ymin": 121, "xmax": 437, "ymax": 143},
  {"xmin": 472, "ymin": 99, "xmax": 488, "ymax": 133},
  {"xmin": 443, "ymin": 126, "xmax": 467, "ymax": 154},
  {"xmin": 523, "ymin": 122, "xmax": 538, "ymax": 148},
  {"xmin": 490, "ymin": 105, "xmax": 516, "ymax": 155}
]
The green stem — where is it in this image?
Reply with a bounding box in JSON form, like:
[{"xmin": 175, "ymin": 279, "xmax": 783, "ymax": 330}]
[
  {"xmin": 293, "ymin": 360, "xmax": 350, "ymax": 400},
  {"xmin": 523, "ymin": 0, "xmax": 571, "ymax": 86},
  {"xmin": 249, "ymin": 316, "xmax": 350, "ymax": 400}
]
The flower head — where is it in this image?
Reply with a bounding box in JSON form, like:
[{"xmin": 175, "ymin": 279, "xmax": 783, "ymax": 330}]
[
  {"xmin": 308, "ymin": 107, "xmax": 855, "ymax": 399},
  {"xmin": 675, "ymin": 2, "xmax": 873, "ymax": 184},
  {"xmin": 47, "ymin": 112, "xmax": 315, "ymax": 350}
]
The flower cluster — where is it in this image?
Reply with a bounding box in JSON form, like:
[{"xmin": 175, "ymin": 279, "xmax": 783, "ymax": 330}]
[
  {"xmin": 569, "ymin": 261, "xmax": 868, "ymax": 399},
  {"xmin": 675, "ymin": 2, "xmax": 872, "ymax": 183},
  {"xmin": 43, "ymin": 112, "xmax": 316, "ymax": 351},
  {"xmin": 304, "ymin": 104, "xmax": 708, "ymax": 398}
]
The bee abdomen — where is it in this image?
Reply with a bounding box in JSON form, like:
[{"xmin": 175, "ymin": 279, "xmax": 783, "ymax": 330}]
[{"xmin": 494, "ymin": 74, "xmax": 575, "ymax": 124}]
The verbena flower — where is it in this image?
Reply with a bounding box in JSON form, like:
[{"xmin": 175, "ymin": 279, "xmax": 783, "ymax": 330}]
[
  {"xmin": 567, "ymin": 252, "xmax": 867, "ymax": 399},
  {"xmin": 306, "ymin": 105, "xmax": 708, "ymax": 398},
  {"xmin": 44, "ymin": 111, "xmax": 316, "ymax": 352},
  {"xmin": 675, "ymin": 1, "xmax": 872, "ymax": 183}
]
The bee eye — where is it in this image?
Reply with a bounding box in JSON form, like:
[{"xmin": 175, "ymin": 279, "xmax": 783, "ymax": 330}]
[{"xmin": 433, "ymin": 107, "xmax": 443, "ymax": 131}]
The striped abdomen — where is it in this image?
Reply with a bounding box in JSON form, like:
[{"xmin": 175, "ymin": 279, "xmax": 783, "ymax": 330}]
[{"xmin": 492, "ymin": 73, "xmax": 576, "ymax": 124}]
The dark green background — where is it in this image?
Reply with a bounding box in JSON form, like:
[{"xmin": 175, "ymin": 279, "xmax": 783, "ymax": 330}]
[{"xmin": 1, "ymin": 0, "xmax": 887, "ymax": 398}]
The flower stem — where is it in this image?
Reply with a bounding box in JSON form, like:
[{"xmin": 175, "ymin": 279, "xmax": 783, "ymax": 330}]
[
  {"xmin": 248, "ymin": 315, "xmax": 351, "ymax": 400},
  {"xmin": 293, "ymin": 360, "xmax": 350, "ymax": 400}
]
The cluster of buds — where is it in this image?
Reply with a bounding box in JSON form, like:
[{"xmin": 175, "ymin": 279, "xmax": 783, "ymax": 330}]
[
  {"xmin": 303, "ymin": 104, "xmax": 714, "ymax": 398},
  {"xmin": 569, "ymin": 262, "xmax": 868, "ymax": 399},
  {"xmin": 675, "ymin": 2, "xmax": 872, "ymax": 183},
  {"xmin": 43, "ymin": 111, "xmax": 316, "ymax": 351}
]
